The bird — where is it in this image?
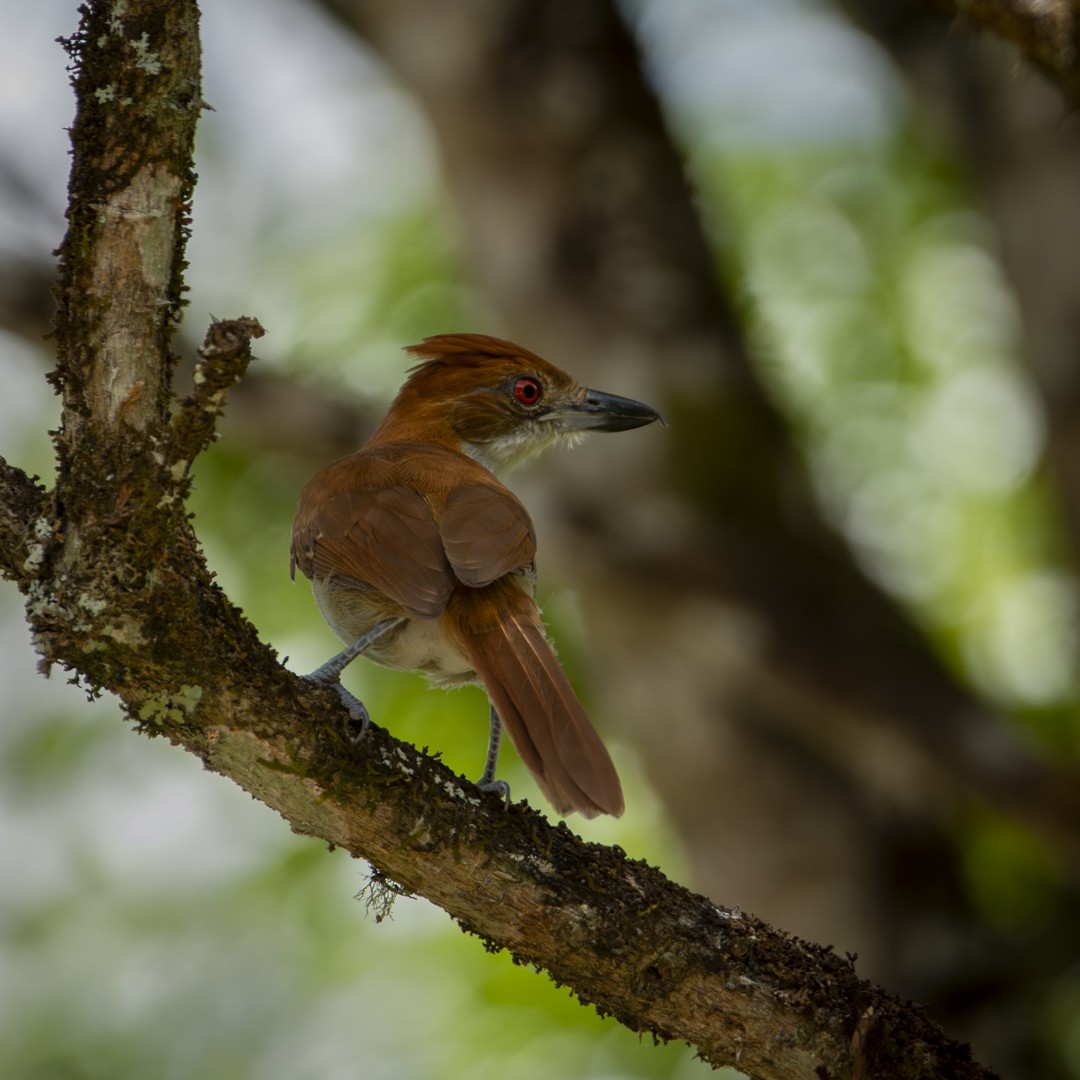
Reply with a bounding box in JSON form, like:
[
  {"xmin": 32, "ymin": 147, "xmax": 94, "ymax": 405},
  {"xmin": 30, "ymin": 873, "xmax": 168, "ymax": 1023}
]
[{"xmin": 290, "ymin": 333, "xmax": 662, "ymax": 818}]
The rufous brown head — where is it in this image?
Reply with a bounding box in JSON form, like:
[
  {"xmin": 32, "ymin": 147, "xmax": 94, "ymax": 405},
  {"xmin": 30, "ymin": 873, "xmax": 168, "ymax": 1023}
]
[{"xmin": 372, "ymin": 333, "xmax": 663, "ymax": 476}]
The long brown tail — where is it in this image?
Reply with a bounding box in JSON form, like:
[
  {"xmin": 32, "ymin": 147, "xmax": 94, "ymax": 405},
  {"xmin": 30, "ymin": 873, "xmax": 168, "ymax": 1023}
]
[{"xmin": 449, "ymin": 590, "xmax": 624, "ymax": 818}]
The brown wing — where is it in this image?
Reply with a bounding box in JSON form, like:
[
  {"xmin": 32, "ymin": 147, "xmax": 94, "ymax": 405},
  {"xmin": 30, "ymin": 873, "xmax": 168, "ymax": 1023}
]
[
  {"xmin": 292, "ymin": 485, "xmax": 452, "ymax": 619},
  {"xmin": 439, "ymin": 483, "xmax": 536, "ymax": 588}
]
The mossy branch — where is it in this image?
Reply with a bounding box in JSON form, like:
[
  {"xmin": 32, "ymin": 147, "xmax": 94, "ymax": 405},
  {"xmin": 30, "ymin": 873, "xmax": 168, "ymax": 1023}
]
[
  {"xmin": 0, "ymin": 458, "xmax": 49, "ymax": 586},
  {"xmin": 0, "ymin": 2, "xmax": 1002, "ymax": 1078},
  {"xmin": 166, "ymin": 315, "xmax": 265, "ymax": 480}
]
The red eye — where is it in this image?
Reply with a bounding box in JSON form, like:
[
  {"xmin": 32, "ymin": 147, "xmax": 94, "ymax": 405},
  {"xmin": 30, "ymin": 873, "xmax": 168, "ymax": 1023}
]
[{"xmin": 513, "ymin": 377, "xmax": 542, "ymax": 406}]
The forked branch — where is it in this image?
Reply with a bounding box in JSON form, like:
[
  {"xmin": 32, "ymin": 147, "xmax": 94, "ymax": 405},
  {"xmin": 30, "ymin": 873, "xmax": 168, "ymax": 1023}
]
[{"xmin": 0, "ymin": 3, "xmax": 1001, "ymax": 1078}]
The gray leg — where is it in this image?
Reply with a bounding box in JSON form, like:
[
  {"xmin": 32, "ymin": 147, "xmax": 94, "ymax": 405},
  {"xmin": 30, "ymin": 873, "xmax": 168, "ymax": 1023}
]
[
  {"xmin": 476, "ymin": 705, "xmax": 511, "ymax": 808},
  {"xmin": 304, "ymin": 617, "xmax": 404, "ymax": 739}
]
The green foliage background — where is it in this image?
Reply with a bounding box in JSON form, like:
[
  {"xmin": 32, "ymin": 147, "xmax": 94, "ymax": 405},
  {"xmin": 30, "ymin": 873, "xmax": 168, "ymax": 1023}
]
[{"xmin": 1, "ymin": 1, "xmax": 1078, "ymax": 1078}]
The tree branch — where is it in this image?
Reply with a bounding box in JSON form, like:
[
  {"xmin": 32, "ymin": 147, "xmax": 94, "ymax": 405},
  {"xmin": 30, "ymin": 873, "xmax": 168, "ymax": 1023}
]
[
  {"xmin": 0, "ymin": 458, "xmax": 48, "ymax": 586},
  {"xmin": 0, "ymin": 2, "xmax": 1004, "ymax": 1077},
  {"xmin": 167, "ymin": 315, "xmax": 265, "ymax": 474},
  {"xmin": 161, "ymin": 707, "xmax": 1004, "ymax": 1080}
]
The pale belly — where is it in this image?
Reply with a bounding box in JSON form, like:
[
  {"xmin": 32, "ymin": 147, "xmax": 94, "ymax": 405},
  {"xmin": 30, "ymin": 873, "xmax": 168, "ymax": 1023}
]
[{"xmin": 312, "ymin": 576, "xmax": 475, "ymax": 687}]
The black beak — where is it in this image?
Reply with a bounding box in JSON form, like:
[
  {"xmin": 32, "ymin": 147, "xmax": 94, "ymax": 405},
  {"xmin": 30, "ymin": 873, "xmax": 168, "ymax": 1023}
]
[{"xmin": 555, "ymin": 388, "xmax": 665, "ymax": 433}]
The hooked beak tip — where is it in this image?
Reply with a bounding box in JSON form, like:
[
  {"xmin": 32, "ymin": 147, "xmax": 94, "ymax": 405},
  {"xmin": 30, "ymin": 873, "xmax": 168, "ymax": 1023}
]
[{"xmin": 558, "ymin": 388, "xmax": 665, "ymax": 433}]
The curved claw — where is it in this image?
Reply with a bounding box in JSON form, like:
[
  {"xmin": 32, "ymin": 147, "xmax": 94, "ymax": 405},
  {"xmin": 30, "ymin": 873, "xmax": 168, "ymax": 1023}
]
[
  {"xmin": 331, "ymin": 682, "xmax": 371, "ymax": 743},
  {"xmin": 303, "ymin": 674, "xmax": 370, "ymax": 743},
  {"xmin": 476, "ymin": 778, "xmax": 512, "ymax": 810},
  {"xmin": 301, "ymin": 619, "xmax": 402, "ymax": 743}
]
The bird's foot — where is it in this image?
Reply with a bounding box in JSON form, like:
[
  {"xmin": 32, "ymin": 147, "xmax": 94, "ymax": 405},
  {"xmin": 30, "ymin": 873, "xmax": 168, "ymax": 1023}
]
[
  {"xmin": 303, "ymin": 673, "xmax": 370, "ymax": 743},
  {"xmin": 476, "ymin": 777, "xmax": 511, "ymax": 810},
  {"xmin": 475, "ymin": 706, "xmax": 509, "ymax": 807},
  {"xmin": 300, "ymin": 619, "xmax": 404, "ymax": 742}
]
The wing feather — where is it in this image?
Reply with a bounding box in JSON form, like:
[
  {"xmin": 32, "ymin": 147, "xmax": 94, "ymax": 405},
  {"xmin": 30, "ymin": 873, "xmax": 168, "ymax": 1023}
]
[
  {"xmin": 292, "ymin": 485, "xmax": 452, "ymax": 619},
  {"xmin": 439, "ymin": 483, "xmax": 536, "ymax": 588}
]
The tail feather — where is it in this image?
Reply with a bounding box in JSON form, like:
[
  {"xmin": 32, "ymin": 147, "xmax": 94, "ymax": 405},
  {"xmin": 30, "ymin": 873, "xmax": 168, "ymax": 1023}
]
[{"xmin": 452, "ymin": 596, "xmax": 623, "ymax": 818}]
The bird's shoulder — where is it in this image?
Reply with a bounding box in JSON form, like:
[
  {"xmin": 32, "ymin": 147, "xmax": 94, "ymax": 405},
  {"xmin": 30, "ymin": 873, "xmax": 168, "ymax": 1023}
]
[{"xmin": 291, "ymin": 441, "xmax": 536, "ymax": 602}]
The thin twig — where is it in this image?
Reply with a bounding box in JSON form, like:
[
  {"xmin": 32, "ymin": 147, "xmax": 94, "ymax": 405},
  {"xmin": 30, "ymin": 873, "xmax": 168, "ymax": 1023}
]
[{"xmin": 166, "ymin": 315, "xmax": 265, "ymax": 476}]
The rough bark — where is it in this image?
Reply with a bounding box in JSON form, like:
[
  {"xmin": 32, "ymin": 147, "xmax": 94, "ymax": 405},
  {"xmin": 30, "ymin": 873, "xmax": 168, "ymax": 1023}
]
[{"xmin": 0, "ymin": 2, "xmax": 1003, "ymax": 1077}]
